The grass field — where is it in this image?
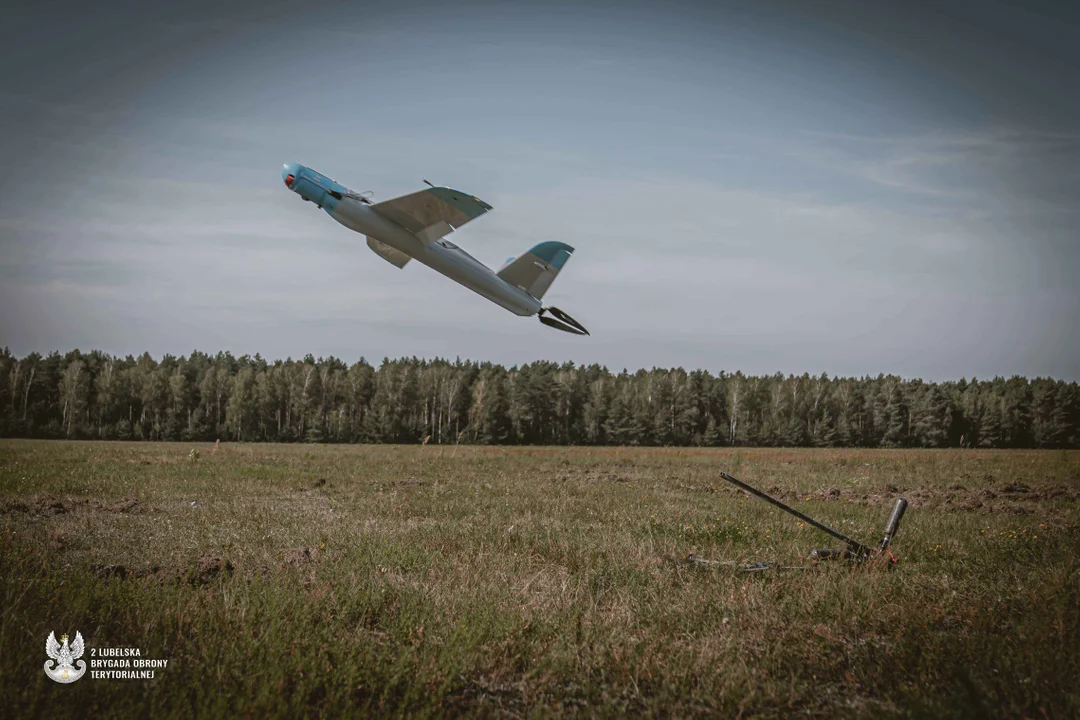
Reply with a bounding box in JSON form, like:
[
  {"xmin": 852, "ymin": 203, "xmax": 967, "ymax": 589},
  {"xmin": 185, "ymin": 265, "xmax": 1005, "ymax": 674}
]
[{"xmin": 1, "ymin": 441, "xmax": 1077, "ymax": 718}]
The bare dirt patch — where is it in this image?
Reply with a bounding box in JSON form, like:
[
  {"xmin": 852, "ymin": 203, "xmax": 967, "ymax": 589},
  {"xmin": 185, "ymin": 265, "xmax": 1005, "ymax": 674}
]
[
  {"xmin": 280, "ymin": 546, "xmax": 322, "ymax": 568},
  {"xmin": 295, "ymin": 477, "xmax": 332, "ymax": 493},
  {"xmin": 790, "ymin": 481, "xmax": 1080, "ymax": 515},
  {"xmin": 97, "ymin": 497, "xmax": 159, "ymax": 514},
  {"xmin": 1, "ymin": 495, "xmax": 160, "ymax": 516},
  {"xmin": 92, "ymin": 555, "xmax": 235, "ymax": 585},
  {"xmin": 189, "ymin": 555, "xmax": 234, "ymax": 584},
  {"xmin": 1, "ymin": 495, "xmax": 79, "ymax": 515}
]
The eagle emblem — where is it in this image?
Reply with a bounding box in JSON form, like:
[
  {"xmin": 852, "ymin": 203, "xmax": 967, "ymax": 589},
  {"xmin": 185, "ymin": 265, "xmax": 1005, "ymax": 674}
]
[{"xmin": 45, "ymin": 631, "xmax": 86, "ymax": 683}]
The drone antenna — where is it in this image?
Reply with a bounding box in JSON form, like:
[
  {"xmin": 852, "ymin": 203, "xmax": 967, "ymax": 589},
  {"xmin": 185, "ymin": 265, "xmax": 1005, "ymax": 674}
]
[{"xmin": 423, "ymin": 179, "xmax": 435, "ymax": 188}]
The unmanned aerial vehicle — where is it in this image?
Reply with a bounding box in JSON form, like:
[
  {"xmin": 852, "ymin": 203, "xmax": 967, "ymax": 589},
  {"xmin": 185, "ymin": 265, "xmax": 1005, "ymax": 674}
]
[{"xmin": 281, "ymin": 163, "xmax": 589, "ymax": 335}]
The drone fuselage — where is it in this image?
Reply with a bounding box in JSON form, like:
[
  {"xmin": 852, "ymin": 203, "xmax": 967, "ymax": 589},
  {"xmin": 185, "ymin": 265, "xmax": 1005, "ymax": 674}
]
[
  {"xmin": 336, "ymin": 199, "xmax": 542, "ymax": 316},
  {"xmin": 281, "ymin": 162, "xmax": 541, "ymax": 317}
]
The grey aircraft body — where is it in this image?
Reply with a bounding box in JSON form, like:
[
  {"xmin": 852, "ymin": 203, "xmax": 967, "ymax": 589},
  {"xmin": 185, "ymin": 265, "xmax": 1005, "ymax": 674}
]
[{"xmin": 281, "ymin": 163, "xmax": 589, "ymax": 335}]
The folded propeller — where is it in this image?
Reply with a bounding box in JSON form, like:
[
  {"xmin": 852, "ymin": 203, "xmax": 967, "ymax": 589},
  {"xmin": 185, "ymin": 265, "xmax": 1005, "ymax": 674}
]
[{"xmin": 538, "ymin": 307, "xmax": 589, "ymax": 336}]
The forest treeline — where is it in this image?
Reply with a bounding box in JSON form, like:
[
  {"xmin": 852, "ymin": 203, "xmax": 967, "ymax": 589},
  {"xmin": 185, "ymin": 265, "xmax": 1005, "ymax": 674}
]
[{"xmin": 1, "ymin": 348, "xmax": 1078, "ymax": 448}]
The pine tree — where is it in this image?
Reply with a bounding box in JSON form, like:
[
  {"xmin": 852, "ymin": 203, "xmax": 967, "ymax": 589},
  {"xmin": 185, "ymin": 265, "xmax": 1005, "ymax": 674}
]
[
  {"xmin": 1031, "ymin": 379, "xmax": 1068, "ymax": 448},
  {"xmin": 979, "ymin": 391, "xmax": 1004, "ymax": 448},
  {"xmin": 882, "ymin": 382, "xmax": 909, "ymax": 448},
  {"xmin": 702, "ymin": 417, "xmax": 720, "ymax": 446},
  {"xmin": 911, "ymin": 385, "xmax": 951, "ymax": 448}
]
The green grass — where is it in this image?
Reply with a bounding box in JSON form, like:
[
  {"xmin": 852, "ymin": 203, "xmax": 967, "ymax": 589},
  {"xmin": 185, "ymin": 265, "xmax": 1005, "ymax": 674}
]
[{"xmin": 1, "ymin": 441, "xmax": 1077, "ymax": 718}]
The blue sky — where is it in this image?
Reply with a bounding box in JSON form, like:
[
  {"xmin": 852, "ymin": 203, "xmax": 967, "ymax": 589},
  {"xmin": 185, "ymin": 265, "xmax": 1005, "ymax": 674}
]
[{"xmin": 1, "ymin": 0, "xmax": 1078, "ymax": 380}]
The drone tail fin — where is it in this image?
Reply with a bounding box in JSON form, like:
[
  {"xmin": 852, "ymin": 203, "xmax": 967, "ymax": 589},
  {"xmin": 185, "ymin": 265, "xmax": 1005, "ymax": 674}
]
[{"xmin": 496, "ymin": 241, "xmax": 574, "ymax": 300}]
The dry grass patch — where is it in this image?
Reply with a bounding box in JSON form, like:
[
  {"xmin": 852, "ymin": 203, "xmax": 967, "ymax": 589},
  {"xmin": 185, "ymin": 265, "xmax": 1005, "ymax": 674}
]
[{"xmin": 0, "ymin": 440, "xmax": 1077, "ymax": 717}]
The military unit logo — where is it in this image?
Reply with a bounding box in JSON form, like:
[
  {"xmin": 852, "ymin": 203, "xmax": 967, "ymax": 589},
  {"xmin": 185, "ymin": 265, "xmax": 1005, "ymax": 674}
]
[{"xmin": 44, "ymin": 631, "xmax": 86, "ymax": 683}]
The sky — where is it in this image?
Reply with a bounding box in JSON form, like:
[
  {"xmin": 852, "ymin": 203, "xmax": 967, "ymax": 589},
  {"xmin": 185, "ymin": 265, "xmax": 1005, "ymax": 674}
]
[{"xmin": 1, "ymin": 0, "xmax": 1078, "ymax": 381}]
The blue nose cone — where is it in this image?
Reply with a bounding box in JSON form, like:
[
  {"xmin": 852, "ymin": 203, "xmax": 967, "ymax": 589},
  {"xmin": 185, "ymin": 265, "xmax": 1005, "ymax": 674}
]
[{"xmin": 281, "ymin": 162, "xmax": 302, "ymax": 189}]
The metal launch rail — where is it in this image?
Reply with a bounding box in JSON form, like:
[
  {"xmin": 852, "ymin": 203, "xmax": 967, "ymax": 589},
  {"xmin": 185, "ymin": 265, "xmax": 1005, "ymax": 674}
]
[{"xmin": 715, "ymin": 471, "xmax": 909, "ymax": 563}]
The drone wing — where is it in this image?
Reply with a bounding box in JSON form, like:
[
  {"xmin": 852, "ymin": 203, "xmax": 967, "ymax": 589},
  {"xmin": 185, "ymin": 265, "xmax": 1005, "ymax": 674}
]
[{"xmin": 373, "ymin": 186, "xmax": 492, "ymax": 244}]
